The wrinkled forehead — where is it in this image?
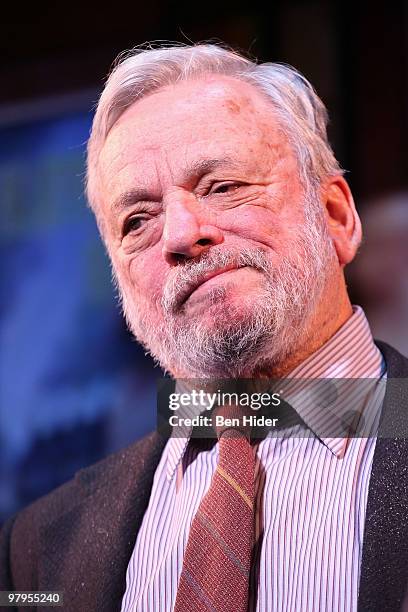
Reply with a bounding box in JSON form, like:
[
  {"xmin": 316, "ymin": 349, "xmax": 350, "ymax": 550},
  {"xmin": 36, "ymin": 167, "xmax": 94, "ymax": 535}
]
[
  {"xmin": 101, "ymin": 76, "xmax": 289, "ymax": 160},
  {"xmin": 109, "ymin": 74, "xmax": 282, "ymax": 135}
]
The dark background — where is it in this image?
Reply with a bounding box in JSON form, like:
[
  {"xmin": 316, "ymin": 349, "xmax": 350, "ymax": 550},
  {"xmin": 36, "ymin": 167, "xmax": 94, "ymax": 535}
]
[{"xmin": 1, "ymin": 0, "xmax": 407, "ymax": 523}]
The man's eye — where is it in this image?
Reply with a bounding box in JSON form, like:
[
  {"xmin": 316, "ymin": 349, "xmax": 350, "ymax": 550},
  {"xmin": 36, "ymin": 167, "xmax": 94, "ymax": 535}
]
[
  {"xmin": 123, "ymin": 215, "xmax": 148, "ymax": 235},
  {"xmin": 210, "ymin": 182, "xmax": 241, "ymax": 195}
]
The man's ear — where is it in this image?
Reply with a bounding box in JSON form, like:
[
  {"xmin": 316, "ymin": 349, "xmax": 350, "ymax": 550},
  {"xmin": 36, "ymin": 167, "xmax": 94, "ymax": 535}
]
[{"xmin": 322, "ymin": 175, "xmax": 362, "ymax": 266}]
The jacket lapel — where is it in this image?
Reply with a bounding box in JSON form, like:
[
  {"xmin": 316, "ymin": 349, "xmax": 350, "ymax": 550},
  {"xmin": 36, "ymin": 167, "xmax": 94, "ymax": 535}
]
[{"xmin": 358, "ymin": 342, "xmax": 408, "ymax": 612}]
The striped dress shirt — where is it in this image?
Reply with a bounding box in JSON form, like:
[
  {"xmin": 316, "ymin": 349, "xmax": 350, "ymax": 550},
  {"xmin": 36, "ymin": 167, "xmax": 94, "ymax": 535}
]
[{"xmin": 121, "ymin": 306, "xmax": 386, "ymax": 612}]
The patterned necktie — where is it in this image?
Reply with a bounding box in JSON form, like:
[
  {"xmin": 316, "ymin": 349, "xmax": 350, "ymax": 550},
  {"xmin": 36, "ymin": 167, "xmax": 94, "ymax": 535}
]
[{"xmin": 174, "ymin": 414, "xmax": 255, "ymax": 612}]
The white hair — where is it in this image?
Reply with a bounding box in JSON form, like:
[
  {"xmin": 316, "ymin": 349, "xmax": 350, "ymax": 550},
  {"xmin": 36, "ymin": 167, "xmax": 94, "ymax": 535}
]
[{"xmin": 86, "ymin": 42, "xmax": 343, "ymax": 210}]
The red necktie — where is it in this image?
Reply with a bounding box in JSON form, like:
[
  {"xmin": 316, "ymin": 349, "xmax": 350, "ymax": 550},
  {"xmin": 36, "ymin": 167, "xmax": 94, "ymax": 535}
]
[{"xmin": 174, "ymin": 420, "xmax": 255, "ymax": 612}]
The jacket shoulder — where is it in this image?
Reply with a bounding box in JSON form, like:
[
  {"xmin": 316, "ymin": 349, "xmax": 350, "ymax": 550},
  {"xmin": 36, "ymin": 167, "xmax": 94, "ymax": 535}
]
[
  {"xmin": 375, "ymin": 340, "xmax": 408, "ymax": 376},
  {"xmin": 18, "ymin": 431, "xmax": 163, "ymax": 524},
  {"xmin": 0, "ymin": 431, "xmax": 166, "ymax": 590}
]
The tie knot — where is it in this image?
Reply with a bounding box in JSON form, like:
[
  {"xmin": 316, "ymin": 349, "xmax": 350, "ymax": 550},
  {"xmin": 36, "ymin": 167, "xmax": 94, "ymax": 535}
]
[{"xmin": 212, "ymin": 404, "xmax": 253, "ymax": 440}]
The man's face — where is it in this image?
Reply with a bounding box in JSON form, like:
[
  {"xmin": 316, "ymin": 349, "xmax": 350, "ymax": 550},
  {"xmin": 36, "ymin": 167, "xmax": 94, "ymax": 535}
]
[{"xmin": 96, "ymin": 75, "xmax": 336, "ymax": 377}]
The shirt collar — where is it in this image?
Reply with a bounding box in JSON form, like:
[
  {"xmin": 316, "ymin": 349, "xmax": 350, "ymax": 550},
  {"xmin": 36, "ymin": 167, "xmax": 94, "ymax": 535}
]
[
  {"xmin": 165, "ymin": 305, "xmax": 385, "ymax": 479},
  {"xmin": 282, "ymin": 305, "xmax": 386, "ymax": 456}
]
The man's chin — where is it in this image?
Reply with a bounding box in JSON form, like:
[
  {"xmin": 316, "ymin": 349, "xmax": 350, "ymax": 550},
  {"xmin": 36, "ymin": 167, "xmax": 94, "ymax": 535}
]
[
  {"xmin": 178, "ymin": 294, "xmax": 227, "ymax": 317},
  {"xmin": 164, "ymin": 316, "xmax": 281, "ymax": 378},
  {"xmin": 177, "ymin": 285, "xmax": 265, "ymax": 321},
  {"xmin": 125, "ymin": 286, "xmax": 302, "ymax": 377},
  {"xmin": 180, "ymin": 301, "xmax": 250, "ymax": 324}
]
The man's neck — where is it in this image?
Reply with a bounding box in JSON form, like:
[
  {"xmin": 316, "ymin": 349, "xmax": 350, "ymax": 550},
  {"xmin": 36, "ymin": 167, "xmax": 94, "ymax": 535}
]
[{"xmin": 252, "ymin": 282, "xmax": 354, "ymax": 379}]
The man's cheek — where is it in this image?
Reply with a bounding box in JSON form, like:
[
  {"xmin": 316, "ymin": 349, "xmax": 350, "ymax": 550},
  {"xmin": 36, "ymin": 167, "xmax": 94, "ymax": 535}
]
[{"xmin": 128, "ymin": 261, "xmax": 166, "ymax": 305}]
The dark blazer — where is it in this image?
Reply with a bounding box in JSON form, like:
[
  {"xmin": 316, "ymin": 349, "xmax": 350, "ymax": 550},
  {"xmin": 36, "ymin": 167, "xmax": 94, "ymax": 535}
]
[{"xmin": 1, "ymin": 341, "xmax": 408, "ymax": 612}]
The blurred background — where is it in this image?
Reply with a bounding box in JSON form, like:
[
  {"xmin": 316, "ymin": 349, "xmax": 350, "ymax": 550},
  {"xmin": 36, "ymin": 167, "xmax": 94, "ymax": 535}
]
[{"xmin": 1, "ymin": 1, "xmax": 407, "ymax": 524}]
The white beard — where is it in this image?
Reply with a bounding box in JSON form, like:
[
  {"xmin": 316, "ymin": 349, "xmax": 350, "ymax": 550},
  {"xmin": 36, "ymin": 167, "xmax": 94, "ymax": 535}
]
[{"xmin": 116, "ymin": 193, "xmax": 337, "ymax": 378}]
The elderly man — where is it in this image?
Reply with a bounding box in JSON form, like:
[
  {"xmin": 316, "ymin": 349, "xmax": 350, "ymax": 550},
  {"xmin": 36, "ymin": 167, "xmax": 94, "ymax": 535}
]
[{"xmin": 1, "ymin": 43, "xmax": 408, "ymax": 612}]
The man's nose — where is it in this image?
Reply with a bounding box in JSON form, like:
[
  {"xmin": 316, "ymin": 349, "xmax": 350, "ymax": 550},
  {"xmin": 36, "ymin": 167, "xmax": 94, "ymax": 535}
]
[{"xmin": 162, "ymin": 192, "xmax": 223, "ymax": 265}]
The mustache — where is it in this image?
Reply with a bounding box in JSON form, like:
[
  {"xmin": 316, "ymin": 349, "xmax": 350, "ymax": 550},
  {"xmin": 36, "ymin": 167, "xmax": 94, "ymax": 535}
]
[{"xmin": 161, "ymin": 247, "xmax": 272, "ymax": 312}]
